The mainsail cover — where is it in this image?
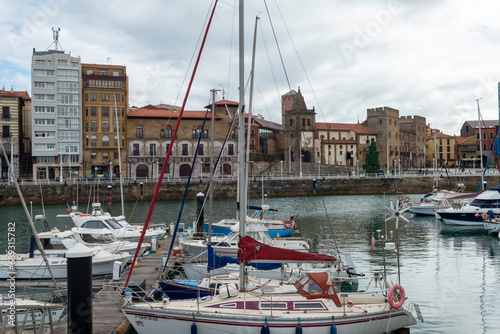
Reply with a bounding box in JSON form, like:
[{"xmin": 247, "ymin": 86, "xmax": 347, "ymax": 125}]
[{"xmin": 238, "ymin": 236, "xmax": 337, "ymax": 263}]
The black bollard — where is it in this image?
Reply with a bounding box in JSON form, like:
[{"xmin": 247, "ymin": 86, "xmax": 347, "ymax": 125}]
[
  {"xmin": 196, "ymin": 192, "xmax": 205, "ymax": 233},
  {"xmin": 67, "ymin": 243, "xmax": 93, "ymax": 334}
]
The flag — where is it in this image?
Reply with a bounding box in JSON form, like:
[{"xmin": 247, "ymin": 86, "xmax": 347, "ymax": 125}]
[{"xmin": 371, "ymin": 235, "xmax": 376, "ymax": 251}]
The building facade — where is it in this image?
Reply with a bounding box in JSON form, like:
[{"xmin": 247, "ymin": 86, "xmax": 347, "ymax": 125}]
[
  {"xmin": 455, "ymin": 136, "xmax": 476, "ymax": 168},
  {"xmin": 126, "ymin": 100, "xmax": 238, "ymax": 179},
  {"xmin": 31, "ymin": 49, "xmax": 82, "ymax": 180},
  {"xmin": 426, "ymin": 133, "xmax": 456, "ymax": 168},
  {"xmin": 460, "ymin": 120, "xmax": 498, "ymax": 167},
  {"xmin": 81, "ymin": 64, "xmax": 128, "ymax": 178},
  {"xmin": 0, "ymin": 89, "xmax": 28, "ymax": 180},
  {"xmin": 399, "ymin": 115, "xmax": 426, "ymax": 169}
]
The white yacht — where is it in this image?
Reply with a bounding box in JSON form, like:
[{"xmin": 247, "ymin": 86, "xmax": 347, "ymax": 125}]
[{"xmin": 0, "ymin": 229, "xmax": 130, "ymax": 279}]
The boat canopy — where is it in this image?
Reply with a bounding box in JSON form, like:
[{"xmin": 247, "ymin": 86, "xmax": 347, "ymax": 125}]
[
  {"xmin": 294, "ymin": 271, "xmax": 342, "ymax": 307},
  {"xmin": 237, "ymin": 236, "xmax": 336, "ymax": 263}
]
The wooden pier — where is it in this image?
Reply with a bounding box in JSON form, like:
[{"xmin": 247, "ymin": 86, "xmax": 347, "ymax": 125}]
[{"xmin": 49, "ymin": 235, "xmax": 178, "ymax": 334}]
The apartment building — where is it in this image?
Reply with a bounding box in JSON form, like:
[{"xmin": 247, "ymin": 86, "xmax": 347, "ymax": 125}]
[
  {"xmin": 31, "ymin": 49, "xmax": 82, "ymax": 180},
  {"xmin": 81, "ymin": 64, "xmax": 128, "ymax": 178}
]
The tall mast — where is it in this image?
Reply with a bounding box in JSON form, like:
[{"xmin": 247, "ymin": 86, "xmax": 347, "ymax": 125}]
[
  {"xmin": 238, "ymin": 0, "xmax": 247, "ymax": 292},
  {"xmin": 114, "ymin": 98, "xmax": 125, "ymax": 216},
  {"xmin": 477, "ymin": 98, "xmax": 484, "ymax": 190}
]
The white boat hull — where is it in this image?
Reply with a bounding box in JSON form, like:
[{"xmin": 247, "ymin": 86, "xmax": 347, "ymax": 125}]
[
  {"xmin": 123, "ymin": 305, "xmax": 416, "ymax": 334},
  {"xmin": 0, "ymin": 252, "xmax": 130, "ymax": 279}
]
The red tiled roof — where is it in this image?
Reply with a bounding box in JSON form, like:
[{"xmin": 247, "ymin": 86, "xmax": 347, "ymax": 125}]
[
  {"xmin": 0, "ymin": 90, "xmax": 30, "ymax": 100},
  {"xmin": 455, "ymin": 136, "xmax": 475, "ymax": 144},
  {"xmin": 316, "ymin": 122, "xmax": 377, "ymax": 134},
  {"xmin": 432, "ymin": 133, "xmax": 455, "ymax": 139},
  {"xmin": 128, "ymin": 107, "xmax": 222, "ymax": 119},
  {"xmin": 204, "ymin": 99, "xmax": 239, "ymax": 108}
]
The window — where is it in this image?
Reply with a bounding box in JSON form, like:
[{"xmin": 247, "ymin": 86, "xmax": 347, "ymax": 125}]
[
  {"xmin": 490, "ymin": 132, "xmax": 494, "ymax": 139},
  {"xmin": 57, "ymin": 59, "xmax": 67, "ymax": 65},
  {"xmin": 182, "ymin": 143, "xmax": 188, "ymax": 156},
  {"xmin": 164, "ymin": 126, "xmax": 173, "ymax": 138},
  {"xmin": 2, "ymin": 106, "xmax": 9, "ymax": 119},
  {"xmin": 251, "ymin": 129, "xmax": 255, "ymax": 137},
  {"xmin": 192, "ymin": 130, "xmax": 197, "ymax": 138},
  {"xmin": 102, "ymin": 107, "xmax": 109, "ymax": 117},
  {"xmin": 100, "ymin": 70, "xmax": 106, "ymax": 75},
  {"xmin": 91, "ymin": 135, "xmax": 97, "ymax": 146},
  {"xmin": 91, "ymin": 93, "xmax": 96, "ymax": 101},
  {"xmin": 2, "ymin": 126, "xmax": 10, "ymax": 137},
  {"xmin": 228, "ymin": 144, "xmax": 234, "ymax": 156},
  {"xmin": 91, "ymin": 107, "xmax": 96, "ymax": 116},
  {"xmin": 87, "ymin": 69, "xmax": 94, "ymax": 75},
  {"xmin": 102, "ymin": 121, "xmax": 109, "ymax": 131},
  {"xmin": 160, "ymin": 129, "xmax": 164, "ymax": 138},
  {"xmin": 103, "ymin": 152, "xmax": 108, "ymax": 160},
  {"xmin": 198, "ymin": 144, "xmax": 204, "ymax": 156},
  {"xmin": 85, "ymin": 121, "xmax": 89, "ymax": 131},
  {"xmin": 462, "ymin": 152, "xmax": 466, "ymax": 159},
  {"xmin": 113, "ymin": 71, "xmax": 119, "ymax": 76},
  {"xmin": 166, "ymin": 144, "xmax": 170, "ymax": 155},
  {"xmin": 136, "ymin": 126, "xmax": 143, "ymax": 138},
  {"xmin": 289, "ymin": 119, "xmax": 293, "ymax": 126},
  {"xmin": 302, "ymin": 118, "xmax": 305, "ymax": 126},
  {"xmin": 150, "ymin": 143, "xmax": 156, "ymax": 156},
  {"xmin": 102, "ymin": 135, "xmax": 109, "ymax": 146},
  {"xmin": 307, "ymin": 119, "xmax": 311, "ymax": 126},
  {"xmin": 34, "ymin": 82, "xmax": 46, "ymax": 88},
  {"xmin": 90, "ymin": 121, "xmax": 97, "ymax": 131},
  {"xmin": 484, "ymin": 144, "xmax": 487, "ymax": 151},
  {"xmin": 91, "ymin": 152, "xmax": 96, "ymax": 159},
  {"xmin": 133, "ymin": 143, "xmax": 140, "ymax": 156},
  {"xmin": 483, "ymin": 133, "xmax": 486, "ymax": 139},
  {"xmin": 35, "ymin": 106, "xmax": 55, "ymax": 113},
  {"xmin": 114, "ymin": 152, "xmax": 118, "ymax": 159},
  {"xmin": 102, "ymin": 94, "xmax": 109, "ymax": 101},
  {"xmin": 114, "ymin": 94, "xmax": 120, "ymax": 102},
  {"xmin": 34, "ymin": 94, "xmax": 55, "ymax": 101},
  {"xmin": 114, "ymin": 135, "xmax": 118, "ymax": 146}
]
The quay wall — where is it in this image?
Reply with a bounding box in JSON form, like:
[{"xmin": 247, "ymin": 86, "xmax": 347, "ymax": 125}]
[{"xmin": 1, "ymin": 175, "xmax": 498, "ymax": 206}]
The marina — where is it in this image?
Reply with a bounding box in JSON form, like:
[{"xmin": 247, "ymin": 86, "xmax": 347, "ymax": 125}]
[{"xmin": 1, "ymin": 194, "xmax": 500, "ymax": 333}]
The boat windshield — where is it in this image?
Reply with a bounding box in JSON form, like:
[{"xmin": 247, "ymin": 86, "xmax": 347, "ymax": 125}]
[
  {"xmin": 115, "ymin": 218, "xmax": 128, "ymax": 227},
  {"xmin": 105, "ymin": 219, "xmax": 123, "ymax": 229},
  {"xmin": 60, "ymin": 237, "xmax": 79, "ymax": 249}
]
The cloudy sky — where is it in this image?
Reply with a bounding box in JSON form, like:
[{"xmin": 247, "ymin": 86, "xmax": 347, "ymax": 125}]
[{"xmin": 1, "ymin": 0, "xmax": 500, "ymax": 135}]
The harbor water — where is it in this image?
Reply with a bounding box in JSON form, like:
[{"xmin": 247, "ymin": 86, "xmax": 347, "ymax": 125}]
[{"xmin": 1, "ymin": 193, "xmax": 499, "ymax": 333}]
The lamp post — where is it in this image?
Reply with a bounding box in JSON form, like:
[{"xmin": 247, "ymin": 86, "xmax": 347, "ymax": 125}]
[
  {"xmin": 156, "ymin": 161, "xmax": 159, "ymax": 182},
  {"xmin": 398, "ymin": 158, "xmax": 401, "ymax": 177},
  {"xmin": 280, "ymin": 160, "xmax": 283, "ymax": 178},
  {"xmin": 95, "ymin": 166, "xmax": 98, "ymax": 184},
  {"xmin": 393, "ymin": 158, "xmax": 396, "ymax": 175},
  {"xmin": 109, "ymin": 161, "xmax": 113, "ymax": 182},
  {"xmin": 60, "ymin": 157, "xmax": 63, "ymax": 183}
]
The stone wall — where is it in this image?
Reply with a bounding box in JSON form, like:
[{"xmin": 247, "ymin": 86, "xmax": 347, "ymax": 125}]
[{"xmin": 1, "ymin": 175, "xmax": 497, "ymax": 206}]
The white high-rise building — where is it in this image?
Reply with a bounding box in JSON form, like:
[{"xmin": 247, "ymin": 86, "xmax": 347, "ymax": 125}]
[{"xmin": 31, "ymin": 49, "xmax": 82, "ymax": 180}]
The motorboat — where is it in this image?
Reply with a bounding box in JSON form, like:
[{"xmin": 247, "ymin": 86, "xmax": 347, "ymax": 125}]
[
  {"xmin": 409, "ymin": 189, "xmax": 464, "ymax": 216},
  {"xmin": 0, "ymin": 228, "xmax": 130, "ymax": 279},
  {"xmin": 435, "ymin": 186, "xmax": 500, "ymax": 226},
  {"xmin": 71, "ymin": 226, "xmax": 151, "ymax": 256},
  {"xmin": 69, "ymin": 204, "xmax": 166, "ymax": 242},
  {"xmin": 204, "ymin": 205, "xmax": 296, "ymax": 238}
]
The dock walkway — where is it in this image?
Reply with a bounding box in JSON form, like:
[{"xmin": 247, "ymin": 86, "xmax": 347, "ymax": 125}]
[{"xmin": 51, "ymin": 235, "xmax": 177, "ymax": 334}]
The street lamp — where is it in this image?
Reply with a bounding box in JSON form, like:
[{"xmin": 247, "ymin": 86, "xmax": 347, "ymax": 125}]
[
  {"xmin": 156, "ymin": 160, "xmax": 159, "ymax": 182},
  {"xmin": 59, "ymin": 157, "xmax": 63, "ymax": 183},
  {"xmin": 109, "ymin": 161, "xmax": 113, "ymax": 182}
]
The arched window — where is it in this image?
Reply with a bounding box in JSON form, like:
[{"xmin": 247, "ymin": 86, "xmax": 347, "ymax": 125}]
[
  {"xmin": 114, "ymin": 135, "xmax": 118, "ymax": 146},
  {"xmin": 307, "ymin": 119, "xmax": 310, "ymax": 126},
  {"xmin": 91, "ymin": 135, "xmax": 97, "ymax": 146},
  {"xmin": 102, "ymin": 135, "xmax": 109, "ymax": 146},
  {"xmin": 136, "ymin": 164, "xmax": 148, "ymax": 178},
  {"xmin": 289, "ymin": 119, "xmax": 293, "ymax": 127}
]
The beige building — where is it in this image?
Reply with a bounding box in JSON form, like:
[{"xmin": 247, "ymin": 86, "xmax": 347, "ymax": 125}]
[
  {"xmin": 0, "ymin": 88, "xmax": 29, "ymax": 180},
  {"xmin": 81, "ymin": 64, "xmax": 128, "ymax": 178},
  {"xmin": 426, "ymin": 133, "xmax": 456, "ymax": 168},
  {"xmin": 126, "ymin": 100, "xmax": 238, "ymax": 179}
]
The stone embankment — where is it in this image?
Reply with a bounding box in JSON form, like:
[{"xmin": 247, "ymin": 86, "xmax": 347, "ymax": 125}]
[{"xmin": 1, "ymin": 175, "xmax": 497, "ymax": 206}]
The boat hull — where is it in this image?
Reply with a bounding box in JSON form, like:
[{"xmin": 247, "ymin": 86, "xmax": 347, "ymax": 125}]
[
  {"xmin": 158, "ymin": 281, "xmax": 213, "ymax": 300},
  {"xmin": 436, "ymin": 209, "xmax": 490, "ymax": 226},
  {"xmin": 123, "ymin": 305, "xmax": 416, "ymax": 334}
]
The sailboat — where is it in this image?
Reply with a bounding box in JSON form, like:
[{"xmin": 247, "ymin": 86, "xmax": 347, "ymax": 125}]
[{"xmin": 121, "ymin": 2, "xmax": 419, "ymax": 333}]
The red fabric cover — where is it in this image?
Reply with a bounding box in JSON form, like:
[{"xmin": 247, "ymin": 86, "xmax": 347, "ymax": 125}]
[{"xmin": 237, "ymin": 236, "xmax": 337, "ymax": 263}]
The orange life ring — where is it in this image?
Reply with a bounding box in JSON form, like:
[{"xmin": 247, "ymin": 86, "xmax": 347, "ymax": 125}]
[
  {"xmin": 284, "ymin": 219, "xmax": 293, "ymax": 229},
  {"xmin": 398, "ymin": 195, "xmax": 403, "ymax": 202},
  {"xmin": 388, "ymin": 284, "xmax": 405, "ymax": 309},
  {"xmin": 404, "ymin": 197, "xmax": 410, "ymax": 203}
]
